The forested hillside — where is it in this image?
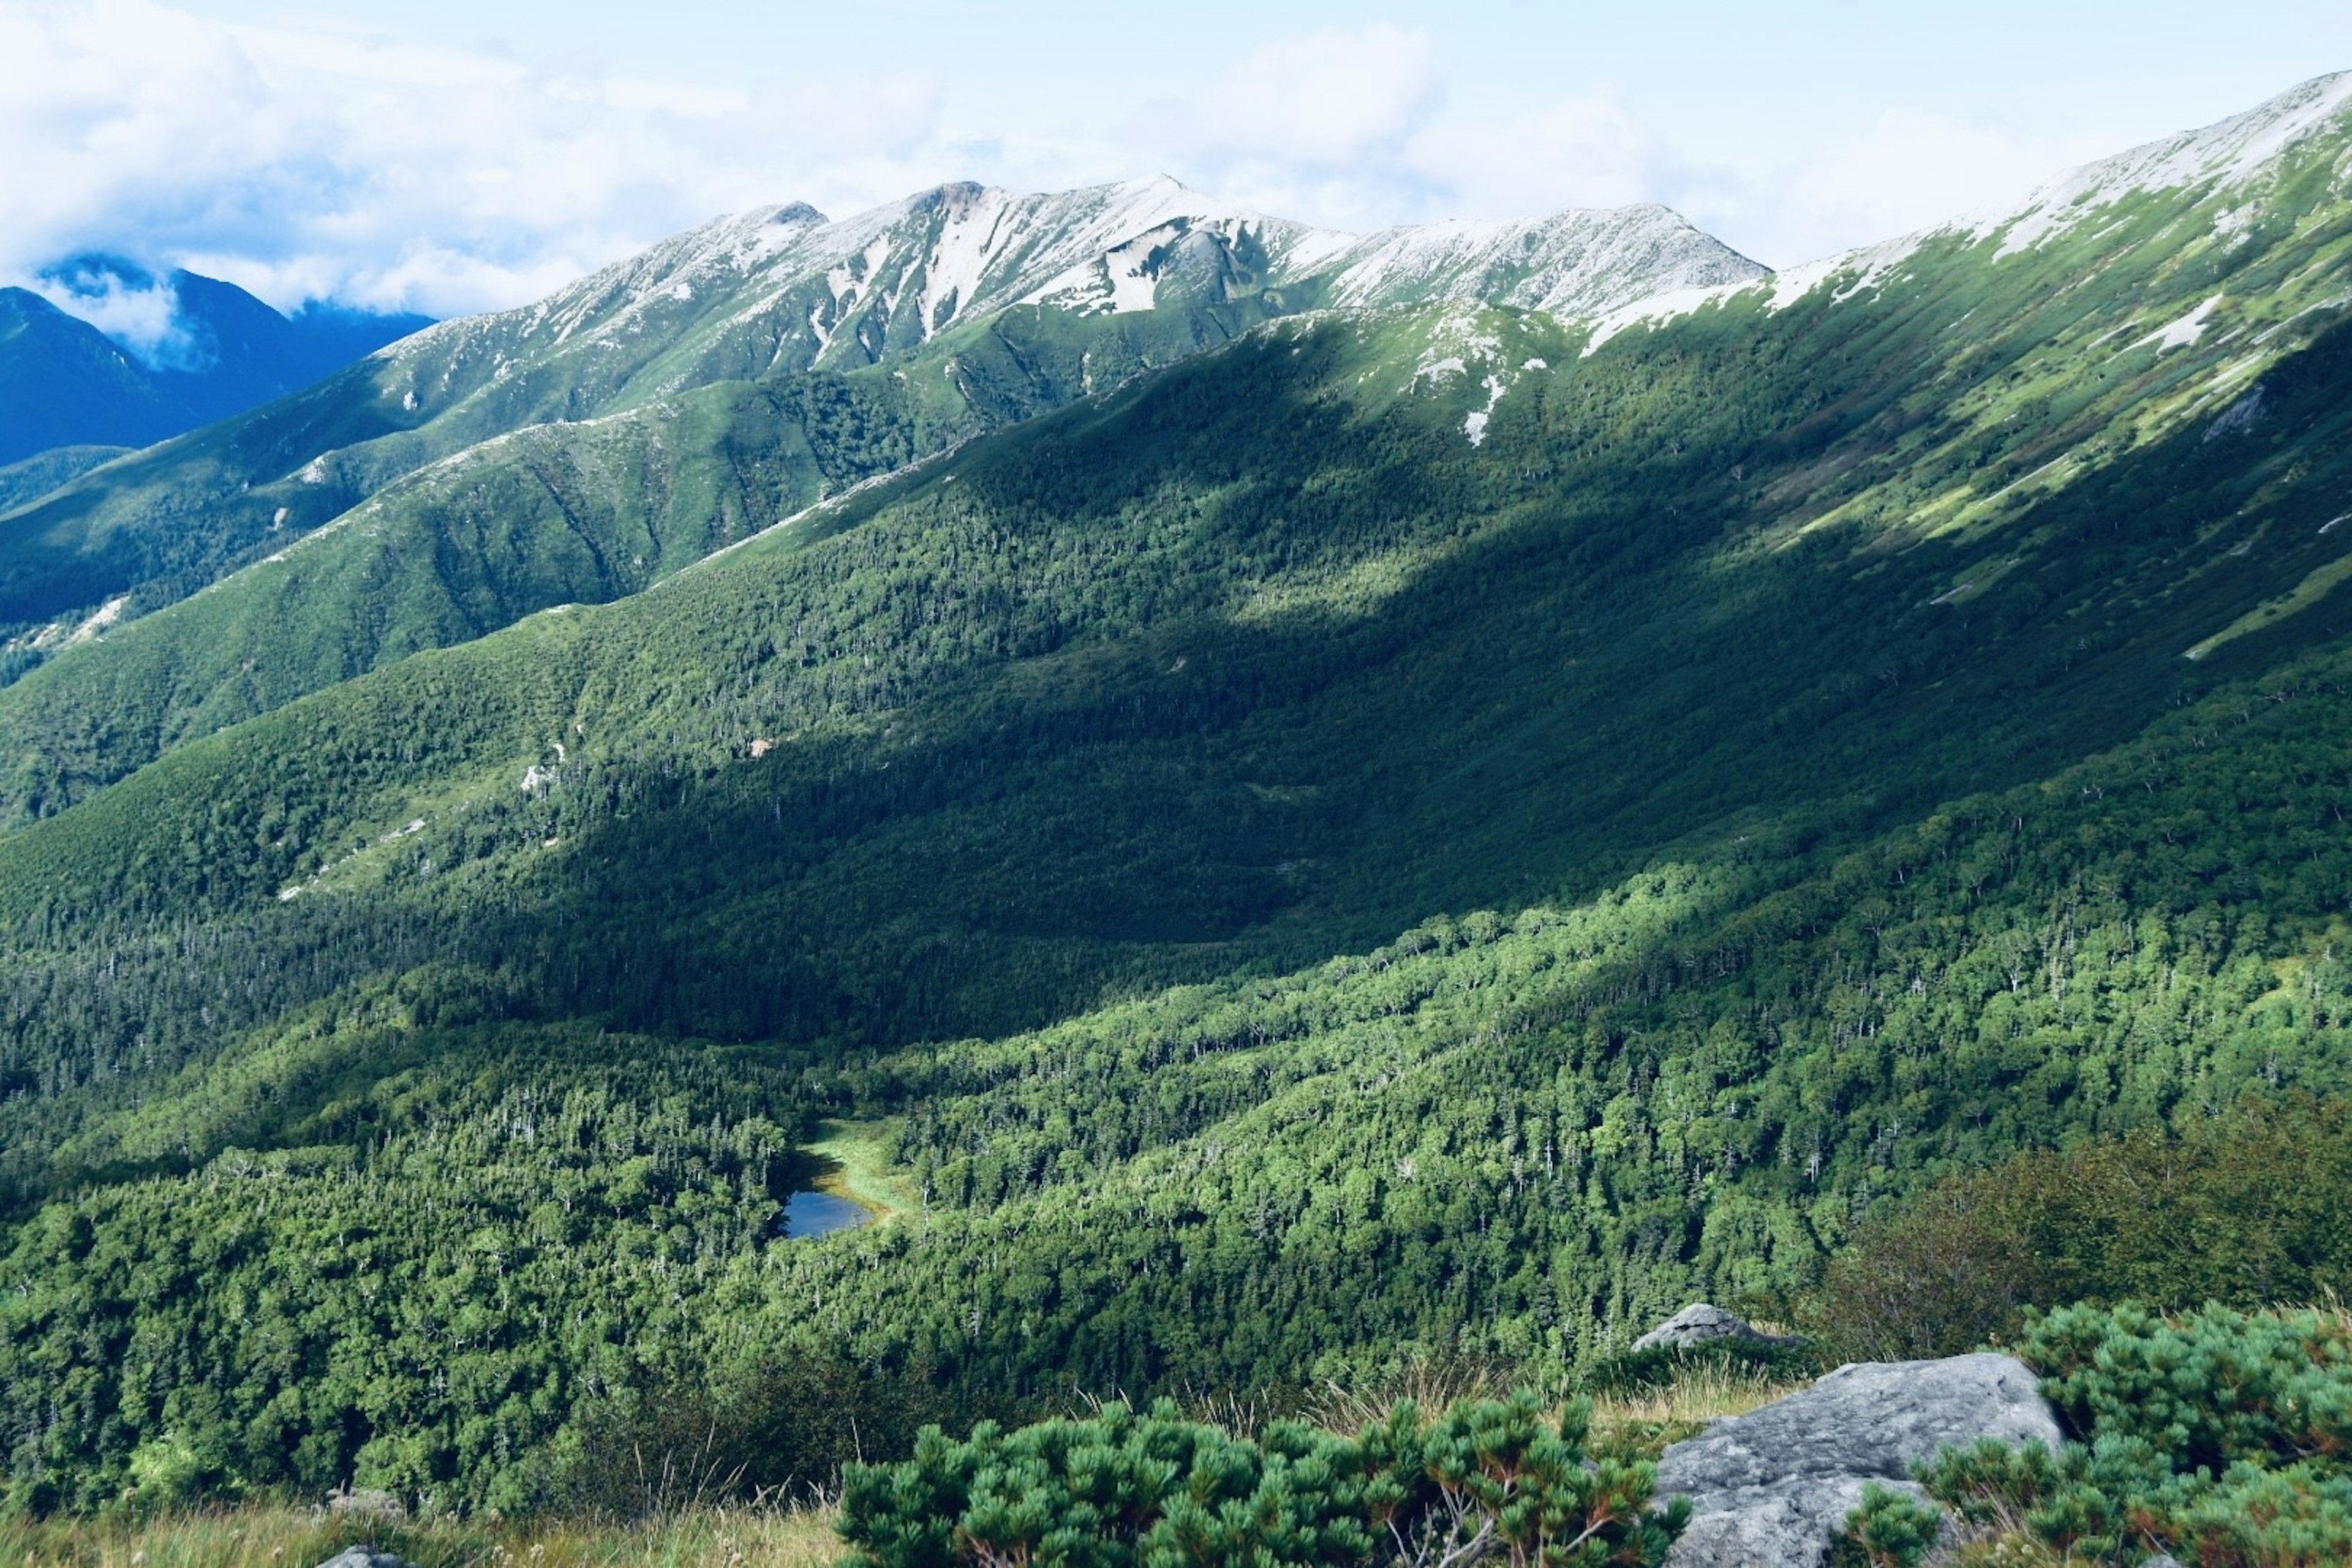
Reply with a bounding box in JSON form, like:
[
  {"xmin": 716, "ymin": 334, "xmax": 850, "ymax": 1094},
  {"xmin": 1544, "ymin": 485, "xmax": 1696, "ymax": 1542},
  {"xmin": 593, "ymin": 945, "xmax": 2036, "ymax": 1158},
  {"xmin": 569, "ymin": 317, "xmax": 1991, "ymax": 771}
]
[{"xmin": 1, "ymin": 75, "xmax": 2350, "ymax": 1517}]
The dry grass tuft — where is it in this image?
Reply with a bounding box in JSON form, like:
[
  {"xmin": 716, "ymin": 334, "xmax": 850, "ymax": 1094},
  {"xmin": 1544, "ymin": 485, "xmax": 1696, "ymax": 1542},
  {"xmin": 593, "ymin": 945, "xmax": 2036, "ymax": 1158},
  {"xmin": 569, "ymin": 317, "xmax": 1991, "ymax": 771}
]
[
  {"xmin": 1302, "ymin": 1359, "xmax": 1514, "ymax": 1436},
  {"xmin": 1585, "ymin": 1359, "xmax": 1809, "ymax": 1461},
  {"xmin": 1945, "ymin": 1532, "xmax": 2070, "ymax": 1567},
  {"xmin": 0, "ymin": 1503, "xmax": 842, "ymax": 1568},
  {"xmin": 1297, "ymin": 1353, "xmax": 1805, "ymax": 1464}
]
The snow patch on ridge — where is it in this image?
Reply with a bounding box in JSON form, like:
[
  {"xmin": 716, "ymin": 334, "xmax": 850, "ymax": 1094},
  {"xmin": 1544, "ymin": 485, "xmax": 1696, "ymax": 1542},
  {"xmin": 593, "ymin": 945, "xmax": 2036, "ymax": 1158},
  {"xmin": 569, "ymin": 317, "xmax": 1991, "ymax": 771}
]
[
  {"xmin": 1577, "ymin": 228, "xmax": 1923, "ymax": 354},
  {"xmin": 1464, "ymin": 374, "xmax": 1507, "ymax": 446},
  {"xmin": 2133, "ymin": 294, "xmax": 2224, "ymax": 352},
  {"xmin": 377, "ymin": 170, "xmax": 1769, "ymax": 437},
  {"xmin": 1314, "ymin": 204, "xmax": 1765, "ymax": 320},
  {"xmin": 1581, "ymin": 280, "xmax": 1755, "ymax": 354}
]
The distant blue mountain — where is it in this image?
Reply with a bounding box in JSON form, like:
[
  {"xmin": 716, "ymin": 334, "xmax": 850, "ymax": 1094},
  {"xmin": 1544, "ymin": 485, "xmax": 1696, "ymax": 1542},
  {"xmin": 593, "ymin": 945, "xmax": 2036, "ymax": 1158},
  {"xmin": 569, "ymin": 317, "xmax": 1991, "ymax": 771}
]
[{"xmin": 0, "ymin": 257, "xmax": 432, "ymax": 468}]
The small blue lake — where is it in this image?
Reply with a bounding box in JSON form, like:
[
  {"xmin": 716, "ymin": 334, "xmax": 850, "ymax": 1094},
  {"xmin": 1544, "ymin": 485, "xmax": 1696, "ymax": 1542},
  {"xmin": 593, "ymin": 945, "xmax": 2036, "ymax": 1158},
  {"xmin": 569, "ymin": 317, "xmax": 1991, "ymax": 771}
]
[{"xmin": 782, "ymin": 1190, "xmax": 872, "ymax": 1239}]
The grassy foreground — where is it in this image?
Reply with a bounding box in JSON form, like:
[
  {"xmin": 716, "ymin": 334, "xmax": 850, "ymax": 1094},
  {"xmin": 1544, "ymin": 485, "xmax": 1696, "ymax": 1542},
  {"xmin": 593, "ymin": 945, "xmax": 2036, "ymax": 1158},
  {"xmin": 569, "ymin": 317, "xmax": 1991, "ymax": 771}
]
[
  {"xmin": 0, "ymin": 1506, "xmax": 842, "ymax": 1568},
  {"xmin": 0, "ymin": 1374, "xmax": 1800, "ymax": 1566}
]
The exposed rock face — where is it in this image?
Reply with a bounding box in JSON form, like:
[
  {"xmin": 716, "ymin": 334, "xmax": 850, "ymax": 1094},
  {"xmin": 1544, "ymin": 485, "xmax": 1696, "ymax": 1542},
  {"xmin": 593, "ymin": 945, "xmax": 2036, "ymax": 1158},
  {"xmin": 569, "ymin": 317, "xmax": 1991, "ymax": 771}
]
[
  {"xmin": 1656, "ymin": 1352, "xmax": 2065, "ymax": 1567},
  {"xmin": 1632, "ymin": 1303, "xmax": 1805, "ymax": 1353}
]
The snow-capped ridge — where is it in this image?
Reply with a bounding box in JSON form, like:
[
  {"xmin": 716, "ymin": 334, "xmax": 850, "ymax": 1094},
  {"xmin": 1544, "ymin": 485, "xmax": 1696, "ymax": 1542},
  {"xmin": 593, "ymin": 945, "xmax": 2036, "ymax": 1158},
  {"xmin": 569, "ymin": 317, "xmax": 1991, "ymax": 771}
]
[
  {"xmin": 1979, "ymin": 70, "xmax": 2352, "ymax": 255},
  {"xmin": 385, "ymin": 172, "xmax": 1767, "ymax": 392},
  {"xmin": 1310, "ymin": 202, "xmax": 1764, "ymax": 318},
  {"xmin": 1583, "ymin": 71, "xmax": 2352, "ymax": 350}
]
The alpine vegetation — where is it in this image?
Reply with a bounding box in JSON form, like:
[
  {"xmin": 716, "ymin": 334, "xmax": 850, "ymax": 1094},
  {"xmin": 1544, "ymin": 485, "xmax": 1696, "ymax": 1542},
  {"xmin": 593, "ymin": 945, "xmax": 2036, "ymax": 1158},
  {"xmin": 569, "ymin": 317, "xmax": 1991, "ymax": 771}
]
[{"xmin": 1, "ymin": 63, "xmax": 2351, "ymax": 1568}]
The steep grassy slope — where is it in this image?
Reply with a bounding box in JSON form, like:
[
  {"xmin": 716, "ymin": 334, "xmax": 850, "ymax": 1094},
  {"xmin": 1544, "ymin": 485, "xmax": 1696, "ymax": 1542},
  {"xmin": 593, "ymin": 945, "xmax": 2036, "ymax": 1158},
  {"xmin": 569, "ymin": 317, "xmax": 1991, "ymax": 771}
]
[{"xmin": 0, "ymin": 78, "xmax": 2350, "ymax": 1513}]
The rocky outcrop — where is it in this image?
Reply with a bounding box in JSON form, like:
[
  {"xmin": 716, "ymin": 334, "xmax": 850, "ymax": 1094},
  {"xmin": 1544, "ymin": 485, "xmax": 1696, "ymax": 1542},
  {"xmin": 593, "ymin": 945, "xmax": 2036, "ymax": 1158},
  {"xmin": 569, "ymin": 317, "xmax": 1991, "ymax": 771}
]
[
  {"xmin": 1655, "ymin": 1352, "xmax": 2065, "ymax": 1567},
  {"xmin": 1632, "ymin": 1303, "xmax": 1806, "ymax": 1354}
]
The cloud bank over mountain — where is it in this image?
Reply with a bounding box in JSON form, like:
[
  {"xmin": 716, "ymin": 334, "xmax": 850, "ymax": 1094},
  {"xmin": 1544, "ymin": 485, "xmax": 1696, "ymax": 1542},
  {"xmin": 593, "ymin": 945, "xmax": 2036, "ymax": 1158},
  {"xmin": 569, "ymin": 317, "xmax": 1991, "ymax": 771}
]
[{"xmin": 0, "ymin": 0, "xmax": 2329, "ymax": 320}]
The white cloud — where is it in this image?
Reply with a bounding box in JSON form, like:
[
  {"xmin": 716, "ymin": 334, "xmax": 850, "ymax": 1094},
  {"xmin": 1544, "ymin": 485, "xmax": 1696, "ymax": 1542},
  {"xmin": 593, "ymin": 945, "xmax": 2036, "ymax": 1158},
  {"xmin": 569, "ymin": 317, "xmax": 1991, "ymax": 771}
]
[
  {"xmin": 1730, "ymin": 111, "xmax": 2116, "ymax": 264},
  {"xmin": 0, "ymin": 0, "xmax": 954, "ymax": 315},
  {"xmin": 28, "ymin": 265, "xmax": 189, "ymax": 365},
  {"xmin": 1134, "ymin": 24, "xmax": 2099, "ymax": 266},
  {"xmin": 1131, "ymin": 23, "xmax": 1444, "ymax": 230},
  {"xmin": 1180, "ymin": 23, "xmax": 1438, "ymax": 165},
  {"xmin": 1403, "ymin": 89, "xmax": 1677, "ymax": 219},
  {"xmin": 1140, "ymin": 31, "xmax": 2101, "ymax": 266},
  {"xmin": 1142, "ymin": 28, "xmax": 1692, "ymax": 235},
  {"xmin": 0, "ymin": 2, "xmax": 2129, "ymax": 323}
]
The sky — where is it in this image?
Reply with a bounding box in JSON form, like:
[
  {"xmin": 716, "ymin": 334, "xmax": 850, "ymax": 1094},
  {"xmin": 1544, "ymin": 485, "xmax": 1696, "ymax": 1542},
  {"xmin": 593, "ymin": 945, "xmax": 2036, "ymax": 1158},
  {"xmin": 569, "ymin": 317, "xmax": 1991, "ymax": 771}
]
[{"xmin": 4, "ymin": 0, "xmax": 2350, "ymax": 330}]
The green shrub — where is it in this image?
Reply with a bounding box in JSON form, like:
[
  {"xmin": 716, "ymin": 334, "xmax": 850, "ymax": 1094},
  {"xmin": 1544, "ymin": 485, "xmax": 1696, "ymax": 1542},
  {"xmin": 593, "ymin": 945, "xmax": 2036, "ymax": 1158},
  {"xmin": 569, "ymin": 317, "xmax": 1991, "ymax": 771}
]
[
  {"xmin": 1812, "ymin": 1098, "xmax": 2352, "ymax": 1361},
  {"xmin": 2026, "ymin": 1303, "xmax": 2352, "ymax": 1476},
  {"xmin": 835, "ymin": 1392, "xmax": 1690, "ymax": 1568},
  {"xmin": 1833, "ymin": 1482, "xmax": 1943, "ymax": 1568},
  {"xmin": 2169, "ymin": 1463, "xmax": 2352, "ymax": 1567},
  {"xmin": 1918, "ymin": 1436, "xmax": 2157, "ymax": 1560},
  {"xmin": 1915, "ymin": 1303, "xmax": 2352, "ymax": 1564}
]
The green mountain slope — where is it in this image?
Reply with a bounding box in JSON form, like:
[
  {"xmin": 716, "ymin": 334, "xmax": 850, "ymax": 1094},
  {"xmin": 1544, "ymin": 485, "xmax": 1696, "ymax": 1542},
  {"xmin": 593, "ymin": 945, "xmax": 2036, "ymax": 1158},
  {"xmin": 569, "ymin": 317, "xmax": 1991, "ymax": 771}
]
[
  {"xmin": 0, "ymin": 186, "xmax": 1758, "ymax": 826},
  {"xmin": 0, "ymin": 299, "xmax": 1283, "ymax": 824},
  {"xmin": 0, "ymin": 292, "xmax": 186, "ymax": 461},
  {"xmin": 0, "ymin": 447, "xmax": 125, "ymax": 527},
  {"xmin": 1, "ymin": 75, "xmax": 2350, "ymax": 1512},
  {"xmin": 5, "ymin": 631, "xmax": 2345, "ymax": 1510}
]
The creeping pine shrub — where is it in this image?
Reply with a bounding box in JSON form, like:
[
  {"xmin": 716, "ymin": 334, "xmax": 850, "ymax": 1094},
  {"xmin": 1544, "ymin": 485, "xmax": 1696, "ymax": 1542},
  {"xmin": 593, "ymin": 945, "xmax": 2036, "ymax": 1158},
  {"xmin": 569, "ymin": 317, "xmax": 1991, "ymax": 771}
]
[
  {"xmin": 1914, "ymin": 1303, "xmax": 2352, "ymax": 1564},
  {"xmin": 1831, "ymin": 1482, "xmax": 1943, "ymax": 1568},
  {"xmin": 836, "ymin": 1393, "xmax": 1691, "ymax": 1568}
]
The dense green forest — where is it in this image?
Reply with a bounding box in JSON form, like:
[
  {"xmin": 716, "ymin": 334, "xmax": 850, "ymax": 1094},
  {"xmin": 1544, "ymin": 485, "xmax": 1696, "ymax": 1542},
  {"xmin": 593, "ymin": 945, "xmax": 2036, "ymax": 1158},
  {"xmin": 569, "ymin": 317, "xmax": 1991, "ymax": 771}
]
[
  {"xmin": 0, "ymin": 273, "xmax": 1301, "ymax": 826},
  {"xmin": 2, "ymin": 85, "xmax": 2352, "ymax": 1523}
]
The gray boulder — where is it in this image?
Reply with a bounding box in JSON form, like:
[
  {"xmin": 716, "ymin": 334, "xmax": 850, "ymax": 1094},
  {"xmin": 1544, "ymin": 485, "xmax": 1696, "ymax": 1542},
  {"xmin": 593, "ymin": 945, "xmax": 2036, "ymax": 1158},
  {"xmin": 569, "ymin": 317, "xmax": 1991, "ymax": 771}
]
[
  {"xmin": 1656, "ymin": 1352, "xmax": 2064, "ymax": 1567},
  {"xmin": 1634, "ymin": 1303, "xmax": 1804, "ymax": 1354},
  {"xmin": 324, "ymin": 1485, "xmax": 405, "ymax": 1519},
  {"xmin": 314, "ymin": 1550, "xmax": 410, "ymax": 1568}
]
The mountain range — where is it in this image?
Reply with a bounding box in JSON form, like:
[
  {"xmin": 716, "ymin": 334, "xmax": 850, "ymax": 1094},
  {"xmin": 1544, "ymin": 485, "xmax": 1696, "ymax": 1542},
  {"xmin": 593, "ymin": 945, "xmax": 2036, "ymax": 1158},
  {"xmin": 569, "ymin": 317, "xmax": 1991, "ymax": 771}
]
[
  {"xmin": 0, "ymin": 257, "xmax": 431, "ymax": 467},
  {"xmin": 0, "ymin": 179, "xmax": 1758, "ymax": 820},
  {"xmin": 0, "ymin": 70, "xmax": 2348, "ymax": 1517}
]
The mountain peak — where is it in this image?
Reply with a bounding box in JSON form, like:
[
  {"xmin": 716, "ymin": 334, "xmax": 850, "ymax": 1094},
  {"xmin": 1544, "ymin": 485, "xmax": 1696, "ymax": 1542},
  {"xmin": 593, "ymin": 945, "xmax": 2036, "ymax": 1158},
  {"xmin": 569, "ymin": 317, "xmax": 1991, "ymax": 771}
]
[
  {"xmin": 37, "ymin": 252, "xmax": 160, "ymax": 298},
  {"xmin": 0, "ymin": 264, "xmax": 431, "ymax": 464}
]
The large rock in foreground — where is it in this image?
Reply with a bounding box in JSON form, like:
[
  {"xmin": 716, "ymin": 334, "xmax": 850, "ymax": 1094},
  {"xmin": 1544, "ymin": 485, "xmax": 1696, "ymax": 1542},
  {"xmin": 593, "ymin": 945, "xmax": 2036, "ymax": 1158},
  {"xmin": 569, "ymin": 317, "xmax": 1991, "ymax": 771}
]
[{"xmin": 1656, "ymin": 1352, "xmax": 2064, "ymax": 1567}]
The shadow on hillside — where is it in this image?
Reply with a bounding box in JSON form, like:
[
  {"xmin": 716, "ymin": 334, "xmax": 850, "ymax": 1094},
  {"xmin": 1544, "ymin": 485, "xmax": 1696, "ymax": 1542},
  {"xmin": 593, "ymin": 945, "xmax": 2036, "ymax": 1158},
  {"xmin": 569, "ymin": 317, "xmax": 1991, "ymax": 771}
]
[{"xmin": 439, "ymin": 309, "xmax": 2352, "ymax": 1050}]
